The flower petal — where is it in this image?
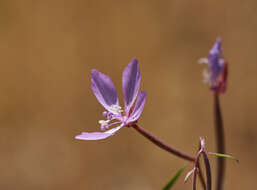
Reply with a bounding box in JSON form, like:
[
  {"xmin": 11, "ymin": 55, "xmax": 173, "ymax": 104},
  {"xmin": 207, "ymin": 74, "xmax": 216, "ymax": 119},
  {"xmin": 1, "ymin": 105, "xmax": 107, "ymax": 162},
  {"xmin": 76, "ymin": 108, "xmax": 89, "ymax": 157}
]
[
  {"xmin": 209, "ymin": 38, "xmax": 222, "ymax": 56},
  {"xmin": 91, "ymin": 69, "xmax": 119, "ymax": 113},
  {"xmin": 122, "ymin": 58, "xmax": 141, "ymax": 114},
  {"xmin": 127, "ymin": 91, "xmax": 146, "ymax": 123},
  {"xmin": 75, "ymin": 125, "xmax": 123, "ymax": 141},
  {"xmin": 208, "ymin": 39, "xmax": 224, "ymax": 83}
]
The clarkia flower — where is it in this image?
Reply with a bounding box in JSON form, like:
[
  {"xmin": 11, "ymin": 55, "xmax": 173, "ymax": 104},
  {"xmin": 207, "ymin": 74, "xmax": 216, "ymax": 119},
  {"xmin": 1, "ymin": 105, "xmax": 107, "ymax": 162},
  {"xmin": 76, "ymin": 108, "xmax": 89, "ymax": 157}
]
[
  {"xmin": 199, "ymin": 38, "xmax": 228, "ymax": 94},
  {"xmin": 75, "ymin": 58, "xmax": 146, "ymax": 140}
]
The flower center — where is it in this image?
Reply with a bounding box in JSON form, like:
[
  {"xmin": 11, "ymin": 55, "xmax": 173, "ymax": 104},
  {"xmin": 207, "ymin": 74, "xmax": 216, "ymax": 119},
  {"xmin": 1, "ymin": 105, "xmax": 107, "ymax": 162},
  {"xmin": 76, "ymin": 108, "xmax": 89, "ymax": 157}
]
[{"xmin": 98, "ymin": 105, "xmax": 124, "ymax": 131}]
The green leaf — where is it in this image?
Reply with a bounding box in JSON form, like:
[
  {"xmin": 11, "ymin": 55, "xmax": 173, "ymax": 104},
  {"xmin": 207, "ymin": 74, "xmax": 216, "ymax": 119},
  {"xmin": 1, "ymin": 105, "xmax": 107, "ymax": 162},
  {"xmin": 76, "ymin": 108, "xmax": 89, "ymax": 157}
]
[
  {"xmin": 162, "ymin": 166, "xmax": 186, "ymax": 190},
  {"xmin": 208, "ymin": 152, "xmax": 239, "ymax": 163}
]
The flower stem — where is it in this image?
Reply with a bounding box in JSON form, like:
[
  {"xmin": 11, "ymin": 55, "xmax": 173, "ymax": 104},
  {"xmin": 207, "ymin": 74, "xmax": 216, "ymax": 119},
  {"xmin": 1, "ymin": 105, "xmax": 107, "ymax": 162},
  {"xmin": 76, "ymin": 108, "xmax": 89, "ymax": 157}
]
[
  {"xmin": 132, "ymin": 124, "xmax": 195, "ymax": 162},
  {"xmin": 214, "ymin": 94, "xmax": 225, "ymax": 190}
]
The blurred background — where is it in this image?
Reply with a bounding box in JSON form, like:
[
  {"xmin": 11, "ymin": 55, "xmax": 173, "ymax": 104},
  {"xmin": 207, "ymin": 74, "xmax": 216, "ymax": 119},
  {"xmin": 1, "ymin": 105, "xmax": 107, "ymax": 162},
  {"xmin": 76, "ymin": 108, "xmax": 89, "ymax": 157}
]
[{"xmin": 0, "ymin": 0, "xmax": 256, "ymax": 189}]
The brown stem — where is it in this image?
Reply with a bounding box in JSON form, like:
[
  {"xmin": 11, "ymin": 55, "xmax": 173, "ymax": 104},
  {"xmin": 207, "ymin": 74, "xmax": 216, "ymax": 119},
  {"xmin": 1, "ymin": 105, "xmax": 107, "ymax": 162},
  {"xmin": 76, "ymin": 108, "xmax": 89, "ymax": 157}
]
[
  {"xmin": 131, "ymin": 124, "xmax": 195, "ymax": 162},
  {"xmin": 214, "ymin": 94, "xmax": 225, "ymax": 190}
]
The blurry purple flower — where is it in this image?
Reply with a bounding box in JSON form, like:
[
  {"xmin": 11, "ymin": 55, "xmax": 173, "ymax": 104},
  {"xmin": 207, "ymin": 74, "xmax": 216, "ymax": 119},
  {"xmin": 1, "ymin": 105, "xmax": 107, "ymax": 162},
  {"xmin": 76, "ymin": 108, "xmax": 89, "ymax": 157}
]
[
  {"xmin": 75, "ymin": 58, "xmax": 146, "ymax": 140},
  {"xmin": 199, "ymin": 38, "xmax": 228, "ymax": 94}
]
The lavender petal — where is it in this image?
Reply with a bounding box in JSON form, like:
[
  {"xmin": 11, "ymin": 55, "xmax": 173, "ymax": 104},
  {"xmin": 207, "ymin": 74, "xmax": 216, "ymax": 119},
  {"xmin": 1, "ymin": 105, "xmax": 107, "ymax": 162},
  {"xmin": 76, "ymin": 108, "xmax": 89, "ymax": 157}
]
[
  {"xmin": 91, "ymin": 69, "xmax": 119, "ymax": 113},
  {"xmin": 75, "ymin": 125, "xmax": 123, "ymax": 141},
  {"xmin": 122, "ymin": 58, "xmax": 141, "ymax": 115},
  {"xmin": 208, "ymin": 39, "xmax": 224, "ymax": 84},
  {"xmin": 127, "ymin": 91, "xmax": 146, "ymax": 123}
]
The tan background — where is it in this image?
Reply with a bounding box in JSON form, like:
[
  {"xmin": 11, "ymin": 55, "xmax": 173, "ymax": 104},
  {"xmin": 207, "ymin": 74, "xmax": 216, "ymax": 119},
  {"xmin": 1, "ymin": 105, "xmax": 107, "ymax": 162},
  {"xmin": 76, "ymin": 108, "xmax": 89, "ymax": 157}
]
[{"xmin": 0, "ymin": 0, "xmax": 256, "ymax": 189}]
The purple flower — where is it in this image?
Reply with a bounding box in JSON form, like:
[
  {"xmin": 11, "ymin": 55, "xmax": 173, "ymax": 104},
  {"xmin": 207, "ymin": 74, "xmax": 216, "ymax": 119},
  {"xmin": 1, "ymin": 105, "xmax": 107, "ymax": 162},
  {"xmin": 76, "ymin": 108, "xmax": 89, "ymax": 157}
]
[
  {"xmin": 199, "ymin": 38, "xmax": 228, "ymax": 94},
  {"xmin": 75, "ymin": 58, "xmax": 146, "ymax": 140}
]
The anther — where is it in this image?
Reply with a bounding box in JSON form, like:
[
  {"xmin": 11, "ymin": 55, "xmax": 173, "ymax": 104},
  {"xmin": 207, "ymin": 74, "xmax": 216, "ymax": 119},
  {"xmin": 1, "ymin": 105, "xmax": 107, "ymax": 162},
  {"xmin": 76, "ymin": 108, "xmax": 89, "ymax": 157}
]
[
  {"xmin": 102, "ymin": 111, "xmax": 108, "ymax": 117},
  {"xmin": 99, "ymin": 120, "xmax": 110, "ymax": 131},
  {"xmin": 110, "ymin": 105, "xmax": 123, "ymax": 113},
  {"xmin": 98, "ymin": 120, "xmax": 109, "ymax": 126}
]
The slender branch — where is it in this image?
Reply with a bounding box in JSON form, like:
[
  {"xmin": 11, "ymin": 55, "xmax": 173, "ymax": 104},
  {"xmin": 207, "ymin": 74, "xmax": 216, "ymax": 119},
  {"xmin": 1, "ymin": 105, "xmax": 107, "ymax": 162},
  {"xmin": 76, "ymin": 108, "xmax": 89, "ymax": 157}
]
[
  {"xmin": 214, "ymin": 94, "xmax": 225, "ymax": 190},
  {"xmin": 202, "ymin": 151, "xmax": 212, "ymax": 190},
  {"xmin": 198, "ymin": 141, "xmax": 207, "ymax": 190},
  {"xmin": 193, "ymin": 153, "xmax": 201, "ymax": 190},
  {"xmin": 131, "ymin": 124, "xmax": 195, "ymax": 162},
  {"xmin": 193, "ymin": 167, "xmax": 198, "ymax": 190}
]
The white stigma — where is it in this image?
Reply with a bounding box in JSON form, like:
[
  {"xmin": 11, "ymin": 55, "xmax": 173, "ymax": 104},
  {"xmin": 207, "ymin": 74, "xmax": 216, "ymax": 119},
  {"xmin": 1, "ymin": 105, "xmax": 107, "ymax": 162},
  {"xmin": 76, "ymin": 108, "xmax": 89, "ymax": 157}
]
[
  {"xmin": 99, "ymin": 119, "xmax": 110, "ymax": 130},
  {"xmin": 98, "ymin": 120, "xmax": 109, "ymax": 126},
  {"xmin": 109, "ymin": 105, "xmax": 123, "ymax": 113}
]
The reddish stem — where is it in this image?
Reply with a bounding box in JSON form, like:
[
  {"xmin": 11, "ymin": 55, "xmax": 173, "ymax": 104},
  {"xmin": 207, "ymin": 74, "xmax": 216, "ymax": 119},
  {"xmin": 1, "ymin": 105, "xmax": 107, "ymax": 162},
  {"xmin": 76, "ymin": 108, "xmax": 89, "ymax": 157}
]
[
  {"xmin": 131, "ymin": 124, "xmax": 207, "ymax": 189},
  {"xmin": 214, "ymin": 94, "xmax": 225, "ymax": 190},
  {"xmin": 132, "ymin": 124, "xmax": 195, "ymax": 162},
  {"xmin": 198, "ymin": 162, "xmax": 207, "ymax": 190}
]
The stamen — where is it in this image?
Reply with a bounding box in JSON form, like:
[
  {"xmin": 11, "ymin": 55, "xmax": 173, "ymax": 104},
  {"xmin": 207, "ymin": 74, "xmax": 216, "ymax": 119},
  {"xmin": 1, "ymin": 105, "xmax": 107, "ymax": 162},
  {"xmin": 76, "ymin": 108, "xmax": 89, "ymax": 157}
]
[
  {"xmin": 110, "ymin": 105, "xmax": 123, "ymax": 113},
  {"xmin": 99, "ymin": 120, "xmax": 109, "ymax": 126},
  {"xmin": 203, "ymin": 69, "xmax": 211, "ymax": 84},
  {"xmin": 100, "ymin": 125, "xmax": 108, "ymax": 131},
  {"xmin": 99, "ymin": 120, "xmax": 110, "ymax": 130},
  {"xmin": 107, "ymin": 112, "xmax": 114, "ymax": 120},
  {"xmin": 198, "ymin": 58, "xmax": 208, "ymax": 64},
  {"xmin": 102, "ymin": 111, "xmax": 108, "ymax": 117},
  {"xmin": 101, "ymin": 121, "xmax": 122, "ymax": 131}
]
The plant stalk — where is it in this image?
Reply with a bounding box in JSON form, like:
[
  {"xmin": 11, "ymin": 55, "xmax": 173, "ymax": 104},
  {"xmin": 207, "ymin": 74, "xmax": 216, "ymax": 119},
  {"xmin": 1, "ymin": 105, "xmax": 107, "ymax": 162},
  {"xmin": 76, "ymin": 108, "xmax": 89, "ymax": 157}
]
[
  {"xmin": 132, "ymin": 124, "xmax": 207, "ymax": 189},
  {"xmin": 132, "ymin": 124, "xmax": 195, "ymax": 162},
  {"xmin": 214, "ymin": 94, "xmax": 225, "ymax": 190}
]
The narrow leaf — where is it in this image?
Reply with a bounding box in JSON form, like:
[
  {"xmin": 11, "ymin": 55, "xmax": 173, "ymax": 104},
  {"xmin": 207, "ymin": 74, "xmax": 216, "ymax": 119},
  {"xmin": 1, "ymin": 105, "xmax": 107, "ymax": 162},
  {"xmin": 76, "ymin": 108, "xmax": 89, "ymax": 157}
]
[
  {"xmin": 163, "ymin": 166, "xmax": 186, "ymax": 190},
  {"xmin": 208, "ymin": 152, "xmax": 239, "ymax": 163}
]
